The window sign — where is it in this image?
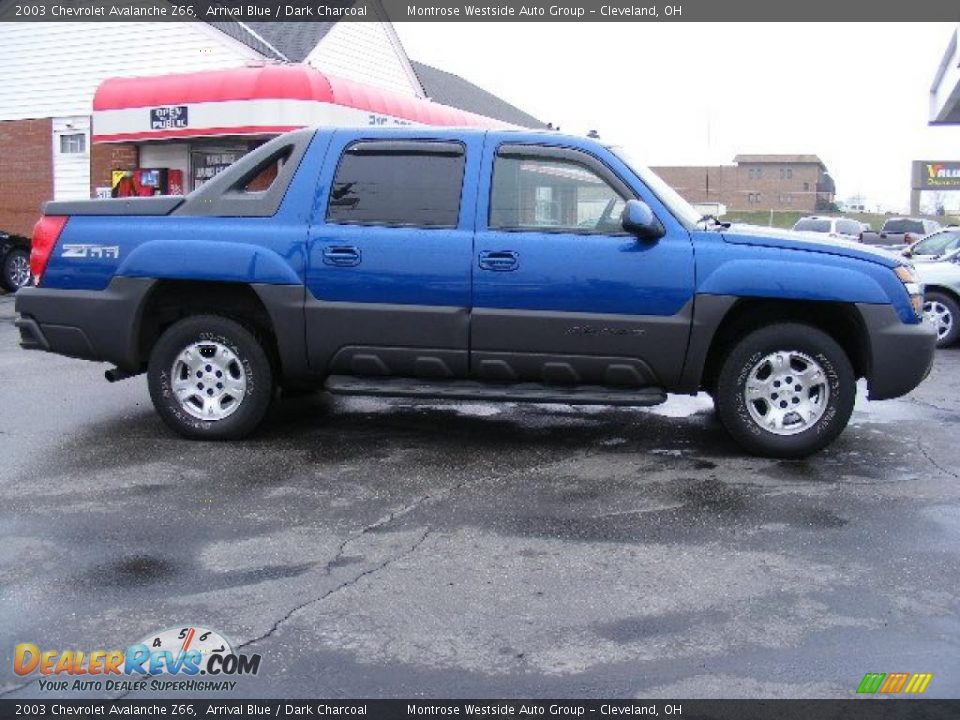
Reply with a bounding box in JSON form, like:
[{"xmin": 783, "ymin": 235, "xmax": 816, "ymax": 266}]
[{"xmin": 150, "ymin": 106, "xmax": 189, "ymax": 130}]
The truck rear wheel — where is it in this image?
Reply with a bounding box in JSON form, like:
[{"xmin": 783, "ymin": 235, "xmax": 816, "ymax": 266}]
[
  {"xmin": 148, "ymin": 315, "xmax": 274, "ymax": 440},
  {"xmin": 714, "ymin": 323, "xmax": 855, "ymax": 458}
]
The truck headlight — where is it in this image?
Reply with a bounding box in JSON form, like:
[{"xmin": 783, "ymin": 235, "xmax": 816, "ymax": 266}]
[{"xmin": 895, "ymin": 265, "xmax": 923, "ymax": 317}]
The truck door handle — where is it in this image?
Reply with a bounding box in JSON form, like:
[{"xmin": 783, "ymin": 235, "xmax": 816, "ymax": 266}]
[
  {"xmin": 479, "ymin": 250, "xmax": 519, "ymax": 272},
  {"xmin": 322, "ymin": 245, "xmax": 361, "ymax": 267}
]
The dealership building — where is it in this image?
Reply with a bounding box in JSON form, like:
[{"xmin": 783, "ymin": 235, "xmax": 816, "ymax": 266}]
[{"xmin": 0, "ymin": 16, "xmax": 543, "ymax": 237}]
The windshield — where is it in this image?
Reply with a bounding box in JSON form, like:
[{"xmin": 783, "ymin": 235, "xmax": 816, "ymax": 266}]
[
  {"xmin": 912, "ymin": 230, "xmax": 960, "ymax": 255},
  {"xmin": 793, "ymin": 219, "xmax": 831, "ymax": 233},
  {"xmin": 609, "ymin": 146, "xmax": 702, "ymax": 228}
]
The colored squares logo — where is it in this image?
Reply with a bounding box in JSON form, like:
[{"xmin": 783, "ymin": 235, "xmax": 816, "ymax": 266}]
[{"xmin": 857, "ymin": 673, "xmax": 933, "ymax": 694}]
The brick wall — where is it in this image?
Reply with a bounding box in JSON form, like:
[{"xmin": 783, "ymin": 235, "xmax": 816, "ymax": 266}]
[
  {"xmin": 91, "ymin": 142, "xmax": 139, "ymax": 197},
  {"xmin": 652, "ymin": 162, "xmax": 827, "ymax": 213},
  {"xmin": 730, "ymin": 163, "xmax": 822, "ymax": 212},
  {"xmin": 0, "ymin": 118, "xmax": 53, "ymax": 237},
  {"xmin": 652, "ymin": 166, "xmax": 731, "ymax": 204}
]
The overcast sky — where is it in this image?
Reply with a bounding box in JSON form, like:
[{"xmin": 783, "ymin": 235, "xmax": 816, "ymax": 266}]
[{"xmin": 395, "ymin": 22, "xmax": 958, "ymax": 213}]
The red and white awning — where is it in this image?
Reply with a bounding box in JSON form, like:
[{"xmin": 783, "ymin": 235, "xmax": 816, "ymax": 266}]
[{"xmin": 92, "ymin": 65, "xmax": 513, "ymax": 143}]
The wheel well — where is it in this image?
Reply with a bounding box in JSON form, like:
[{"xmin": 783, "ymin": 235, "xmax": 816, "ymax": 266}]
[
  {"xmin": 924, "ymin": 284, "xmax": 960, "ymax": 305},
  {"xmin": 137, "ymin": 280, "xmax": 280, "ymax": 374},
  {"xmin": 700, "ymin": 299, "xmax": 869, "ymax": 393}
]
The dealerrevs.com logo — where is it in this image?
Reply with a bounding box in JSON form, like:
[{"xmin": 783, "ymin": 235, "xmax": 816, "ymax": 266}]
[{"xmin": 14, "ymin": 626, "xmax": 261, "ymax": 693}]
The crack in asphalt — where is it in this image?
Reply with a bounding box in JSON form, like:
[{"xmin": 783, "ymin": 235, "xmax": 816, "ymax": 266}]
[
  {"xmin": 0, "ymin": 464, "xmax": 507, "ymax": 699},
  {"xmin": 0, "ymin": 473, "xmax": 490, "ymax": 700},
  {"xmin": 234, "ymin": 459, "xmax": 533, "ymax": 653},
  {"xmin": 903, "ymin": 396, "xmax": 959, "ymax": 416},
  {"xmin": 916, "ymin": 443, "xmax": 960, "ymax": 480},
  {"xmin": 237, "ymin": 527, "xmax": 433, "ymax": 652},
  {"xmin": 322, "ymin": 490, "xmax": 445, "ymax": 577}
]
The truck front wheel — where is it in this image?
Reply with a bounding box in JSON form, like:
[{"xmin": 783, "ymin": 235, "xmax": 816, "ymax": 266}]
[
  {"xmin": 714, "ymin": 323, "xmax": 855, "ymax": 458},
  {"xmin": 148, "ymin": 315, "xmax": 274, "ymax": 440}
]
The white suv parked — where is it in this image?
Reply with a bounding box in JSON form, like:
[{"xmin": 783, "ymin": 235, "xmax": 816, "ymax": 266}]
[{"xmin": 791, "ymin": 216, "xmax": 863, "ymax": 241}]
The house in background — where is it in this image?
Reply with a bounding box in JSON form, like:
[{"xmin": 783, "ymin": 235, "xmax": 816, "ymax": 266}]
[{"xmin": 0, "ymin": 15, "xmax": 542, "ymax": 237}]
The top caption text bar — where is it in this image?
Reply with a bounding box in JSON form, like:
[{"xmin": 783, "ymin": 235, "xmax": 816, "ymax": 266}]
[{"xmin": 0, "ymin": 0, "xmax": 958, "ymax": 22}]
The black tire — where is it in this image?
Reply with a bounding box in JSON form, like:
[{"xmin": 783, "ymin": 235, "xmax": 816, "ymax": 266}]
[
  {"xmin": 714, "ymin": 323, "xmax": 856, "ymax": 458},
  {"xmin": 2, "ymin": 248, "xmax": 30, "ymax": 292},
  {"xmin": 923, "ymin": 291, "xmax": 960, "ymax": 348},
  {"xmin": 148, "ymin": 315, "xmax": 274, "ymax": 440}
]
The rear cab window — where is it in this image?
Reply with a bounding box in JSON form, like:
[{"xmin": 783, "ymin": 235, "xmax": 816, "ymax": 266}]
[{"xmin": 326, "ymin": 140, "xmax": 466, "ymax": 228}]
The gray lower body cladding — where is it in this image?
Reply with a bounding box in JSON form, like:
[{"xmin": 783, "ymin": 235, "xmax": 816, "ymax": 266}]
[
  {"xmin": 15, "ymin": 279, "xmax": 308, "ymax": 381},
  {"xmin": 15, "ymin": 283, "xmax": 935, "ymax": 401},
  {"xmin": 15, "ymin": 277, "xmax": 153, "ymax": 368},
  {"xmin": 304, "ymin": 298, "xmax": 694, "ymax": 388},
  {"xmin": 857, "ymin": 303, "xmax": 936, "ymax": 400}
]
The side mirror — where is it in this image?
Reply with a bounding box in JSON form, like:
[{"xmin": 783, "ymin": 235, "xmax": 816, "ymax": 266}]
[{"xmin": 621, "ymin": 199, "xmax": 665, "ymax": 241}]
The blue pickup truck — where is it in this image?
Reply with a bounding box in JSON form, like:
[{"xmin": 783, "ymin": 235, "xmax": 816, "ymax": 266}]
[{"xmin": 15, "ymin": 127, "xmax": 935, "ymax": 457}]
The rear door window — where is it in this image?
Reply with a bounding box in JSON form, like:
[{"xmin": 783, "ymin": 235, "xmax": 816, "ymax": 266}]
[{"xmin": 327, "ymin": 141, "xmax": 465, "ymax": 228}]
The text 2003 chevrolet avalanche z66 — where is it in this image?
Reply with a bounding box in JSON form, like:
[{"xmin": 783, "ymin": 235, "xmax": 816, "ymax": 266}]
[{"xmin": 15, "ymin": 128, "xmax": 936, "ymax": 457}]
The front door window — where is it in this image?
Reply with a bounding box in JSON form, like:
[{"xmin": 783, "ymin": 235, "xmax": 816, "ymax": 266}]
[{"xmin": 490, "ymin": 154, "xmax": 626, "ymax": 235}]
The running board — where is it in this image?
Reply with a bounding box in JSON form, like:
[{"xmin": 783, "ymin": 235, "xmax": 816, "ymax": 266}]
[{"xmin": 324, "ymin": 375, "xmax": 667, "ymax": 407}]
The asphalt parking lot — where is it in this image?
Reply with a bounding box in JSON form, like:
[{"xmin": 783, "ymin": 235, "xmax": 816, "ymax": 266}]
[{"xmin": 1, "ymin": 291, "xmax": 959, "ymax": 700}]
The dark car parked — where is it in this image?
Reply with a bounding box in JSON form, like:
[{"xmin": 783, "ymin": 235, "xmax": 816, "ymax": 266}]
[
  {"xmin": 1, "ymin": 231, "xmax": 31, "ymax": 293},
  {"xmin": 860, "ymin": 217, "xmax": 943, "ymax": 247}
]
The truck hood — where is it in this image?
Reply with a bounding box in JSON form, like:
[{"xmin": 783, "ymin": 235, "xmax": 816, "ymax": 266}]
[{"xmin": 720, "ymin": 223, "xmax": 900, "ymax": 268}]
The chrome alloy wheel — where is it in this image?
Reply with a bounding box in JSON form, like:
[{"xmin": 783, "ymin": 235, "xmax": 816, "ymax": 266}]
[
  {"xmin": 8, "ymin": 253, "xmax": 29, "ymax": 289},
  {"xmin": 170, "ymin": 341, "xmax": 247, "ymax": 421},
  {"xmin": 923, "ymin": 299, "xmax": 953, "ymax": 341},
  {"xmin": 744, "ymin": 351, "xmax": 830, "ymax": 436}
]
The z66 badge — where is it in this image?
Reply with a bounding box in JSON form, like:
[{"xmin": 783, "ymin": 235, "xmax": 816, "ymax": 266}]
[{"xmin": 61, "ymin": 243, "xmax": 119, "ymax": 259}]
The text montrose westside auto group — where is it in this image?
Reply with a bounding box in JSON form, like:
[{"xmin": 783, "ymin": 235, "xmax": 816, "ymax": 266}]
[{"xmin": 407, "ymin": 5, "xmax": 664, "ymax": 17}]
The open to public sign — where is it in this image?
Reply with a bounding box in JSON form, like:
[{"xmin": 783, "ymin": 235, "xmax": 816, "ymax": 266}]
[{"xmin": 149, "ymin": 106, "xmax": 188, "ymax": 130}]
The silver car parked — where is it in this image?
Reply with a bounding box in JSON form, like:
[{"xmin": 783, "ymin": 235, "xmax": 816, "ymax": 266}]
[
  {"xmin": 902, "ymin": 227, "xmax": 960, "ymax": 263},
  {"xmin": 916, "ymin": 256, "xmax": 960, "ymax": 347}
]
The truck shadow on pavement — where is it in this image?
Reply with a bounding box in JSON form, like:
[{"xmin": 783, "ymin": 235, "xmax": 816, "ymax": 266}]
[{"xmin": 19, "ymin": 389, "xmax": 907, "ymax": 489}]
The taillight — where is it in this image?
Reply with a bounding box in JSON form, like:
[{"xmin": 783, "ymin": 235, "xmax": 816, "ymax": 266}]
[
  {"xmin": 903, "ymin": 233, "xmax": 913, "ymax": 244},
  {"xmin": 858, "ymin": 232, "xmax": 864, "ymax": 242},
  {"xmin": 30, "ymin": 215, "xmax": 68, "ymax": 285}
]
